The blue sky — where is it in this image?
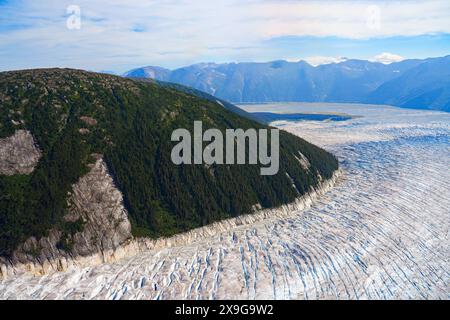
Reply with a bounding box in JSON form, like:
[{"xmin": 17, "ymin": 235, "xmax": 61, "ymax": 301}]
[{"xmin": 1, "ymin": 0, "xmax": 449, "ymax": 73}]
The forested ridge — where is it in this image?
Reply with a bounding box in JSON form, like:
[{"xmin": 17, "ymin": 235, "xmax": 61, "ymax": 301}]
[{"xmin": 0, "ymin": 68, "xmax": 338, "ymax": 256}]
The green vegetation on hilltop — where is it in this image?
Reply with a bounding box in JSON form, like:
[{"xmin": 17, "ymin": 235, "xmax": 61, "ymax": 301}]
[{"xmin": 0, "ymin": 69, "xmax": 338, "ymax": 256}]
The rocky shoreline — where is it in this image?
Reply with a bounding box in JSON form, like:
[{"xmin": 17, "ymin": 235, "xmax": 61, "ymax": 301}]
[{"xmin": 0, "ymin": 169, "xmax": 343, "ymax": 280}]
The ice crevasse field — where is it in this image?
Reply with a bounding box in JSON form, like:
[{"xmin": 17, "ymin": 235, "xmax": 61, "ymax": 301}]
[{"xmin": 0, "ymin": 103, "xmax": 448, "ymax": 300}]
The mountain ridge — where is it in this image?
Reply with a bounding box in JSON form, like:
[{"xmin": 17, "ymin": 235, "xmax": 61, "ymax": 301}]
[{"xmin": 124, "ymin": 56, "xmax": 450, "ymax": 112}]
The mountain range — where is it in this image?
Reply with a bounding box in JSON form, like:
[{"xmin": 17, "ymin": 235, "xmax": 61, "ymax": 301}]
[{"xmin": 124, "ymin": 55, "xmax": 450, "ymax": 112}]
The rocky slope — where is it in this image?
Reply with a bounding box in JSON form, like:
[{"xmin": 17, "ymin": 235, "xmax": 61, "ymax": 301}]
[
  {"xmin": 0, "ymin": 129, "xmax": 41, "ymax": 175},
  {"xmin": 0, "ymin": 155, "xmax": 133, "ymax": 277}
]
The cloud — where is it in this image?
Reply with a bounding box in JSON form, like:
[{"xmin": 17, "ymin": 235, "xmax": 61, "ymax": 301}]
[
  {"xmin": 251, "ymin": 0, "xmax": 450, "ymax": 39},
  {"xmin": 0, "ymin": 0, "xmax": 449, "ymax": 72},
  {"xmin": 373, "ymin": 52, "xmax": 404, "ymax": 64},
  {"xmin": 301, "ymin": 56, "xmax": 348, "ymax": 66}
]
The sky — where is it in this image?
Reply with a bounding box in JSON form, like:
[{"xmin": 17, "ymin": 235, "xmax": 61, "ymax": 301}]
[{"xmin": 0, "ymin": 0, "xmax": 450, "ymax": 73}]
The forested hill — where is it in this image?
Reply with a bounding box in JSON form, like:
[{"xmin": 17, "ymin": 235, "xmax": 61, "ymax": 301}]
[{"xmin": 0, "ymin": 68, "xmax": 338, "ymax": 257}]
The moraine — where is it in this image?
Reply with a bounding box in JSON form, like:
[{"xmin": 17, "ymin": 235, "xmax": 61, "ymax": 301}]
[{"xmin": 0, "ymin": 103, "xmax": 448, "ymax": 300}]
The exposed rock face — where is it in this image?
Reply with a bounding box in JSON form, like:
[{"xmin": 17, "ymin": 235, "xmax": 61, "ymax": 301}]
[
  {"xmin": 0, "ymin": 156, "xmax": 132, "ymax": 278},
  {"xmin": 79, "ymin": 116, "xmax": 98, "ymax": 126},
  {"xmin": 0, "ymin": 130, "xmax": 41, "ymax": 175},
  {"xmin": 66, "ymin": 157, "xmax": 132, "ymax": 256},
  {"xmin": 295, "ymin": 151, "xmax": 311, "ymax": 171}
]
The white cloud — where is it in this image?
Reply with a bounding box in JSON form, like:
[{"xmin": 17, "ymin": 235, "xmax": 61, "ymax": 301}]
[
  {"xmin": 252, "ymin": 0, "xmax": 450, "ymax": 39},
  {"xmin": 301, "ymin": 56, "xmax": 348, "ymax": 66},
  {"xmin": 373, "ymin": 52, "xmax": 404, "ymax": 64}
]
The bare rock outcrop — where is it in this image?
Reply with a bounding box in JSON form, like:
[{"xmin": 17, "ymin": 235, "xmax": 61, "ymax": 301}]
[
  {"xmin": 79, "ymin": 116, "xmax": 98, "ymax": 126},
  {"xmin": 0, "ymin": 156, "xmax": 132, "ymax": 278},
  {"xmin": 0, "ymin": 130, "xmax": 41, "ymax": 175},
  {"xmin": 66, "ymin": 156, "xmax": 132, "ymax": 256},
  {"xmin": 295, "ymin": 151, "xmax": 311, "ymax": 171}
]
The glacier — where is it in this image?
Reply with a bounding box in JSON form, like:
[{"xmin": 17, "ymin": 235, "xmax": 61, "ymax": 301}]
[{"xmin": 0, "ymin": 103, "xmax": 448, "ymax": 300}]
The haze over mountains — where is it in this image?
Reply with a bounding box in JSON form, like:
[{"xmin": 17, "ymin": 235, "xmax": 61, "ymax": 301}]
[{"xmin": 124, "ymin": 55, "xmax": 450, "ymax": 112}]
